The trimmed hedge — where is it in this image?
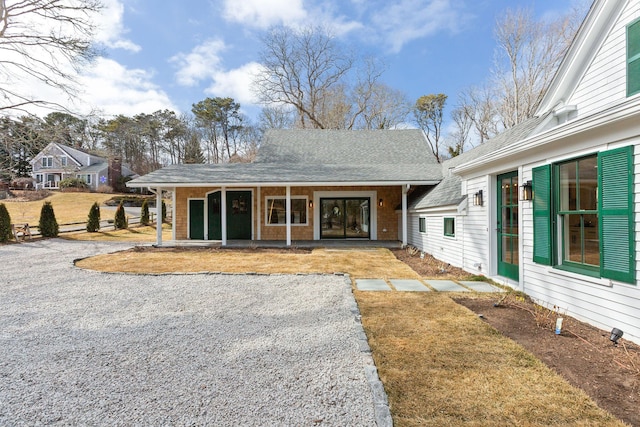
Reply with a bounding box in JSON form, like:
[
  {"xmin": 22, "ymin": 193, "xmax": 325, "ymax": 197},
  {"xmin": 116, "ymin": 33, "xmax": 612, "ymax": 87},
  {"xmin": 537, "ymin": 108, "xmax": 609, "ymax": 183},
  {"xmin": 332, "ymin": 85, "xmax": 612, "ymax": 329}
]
[
  {"xmin": 0, "ymin": 203, "xmax": 11, "ymax": 242},
  {"xmin": 87, "ymin": 202, "xmax": 101, "ymax": 232},
  {"xmin": 39, "ymin": 201, "xmax": 59, "ymax": 237}
]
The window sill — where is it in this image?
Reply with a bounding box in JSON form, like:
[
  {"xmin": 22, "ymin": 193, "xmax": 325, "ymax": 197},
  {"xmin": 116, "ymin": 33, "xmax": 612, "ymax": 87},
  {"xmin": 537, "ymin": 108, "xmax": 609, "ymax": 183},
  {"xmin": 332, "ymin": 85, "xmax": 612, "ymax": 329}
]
[{"xmin": 548, "ymin": 267, "xmax": 613, "ymax": 288}]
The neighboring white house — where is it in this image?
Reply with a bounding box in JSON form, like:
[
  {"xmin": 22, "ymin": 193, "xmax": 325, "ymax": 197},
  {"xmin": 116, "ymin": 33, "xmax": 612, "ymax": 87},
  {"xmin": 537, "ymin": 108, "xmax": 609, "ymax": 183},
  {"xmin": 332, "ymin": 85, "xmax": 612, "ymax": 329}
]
[
  {"xmin": 408, "ymin": 0, "xmax": 640, "ymax": 344},
  {"xmin": 30, "ymin": 142, "xmax": 136, "ymax": 190}
]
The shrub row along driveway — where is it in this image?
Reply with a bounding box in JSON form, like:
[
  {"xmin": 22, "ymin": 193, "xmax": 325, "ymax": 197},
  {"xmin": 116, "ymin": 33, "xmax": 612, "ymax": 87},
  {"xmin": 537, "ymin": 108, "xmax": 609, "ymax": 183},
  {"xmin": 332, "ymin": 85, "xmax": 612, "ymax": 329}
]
[{"xmin": 0, "ymin": 240, "xmax": 377, "ymax": 426}]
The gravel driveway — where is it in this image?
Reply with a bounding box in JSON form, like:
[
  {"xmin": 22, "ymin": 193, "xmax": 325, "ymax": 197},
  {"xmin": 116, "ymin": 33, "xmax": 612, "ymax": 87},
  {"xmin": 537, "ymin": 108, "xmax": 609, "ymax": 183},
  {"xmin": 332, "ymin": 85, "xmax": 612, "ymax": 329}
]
[{"xmin": 0, "ymin": 240, "xmax": 386, "ymax": 426}]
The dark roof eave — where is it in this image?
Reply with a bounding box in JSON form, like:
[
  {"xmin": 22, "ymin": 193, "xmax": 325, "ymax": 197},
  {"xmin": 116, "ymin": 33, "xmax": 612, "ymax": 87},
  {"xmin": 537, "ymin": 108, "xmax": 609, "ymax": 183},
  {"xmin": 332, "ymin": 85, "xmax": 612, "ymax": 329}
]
[{"xmin": 127, "ymin": 179, "xmax": 442, "ymax": 188}]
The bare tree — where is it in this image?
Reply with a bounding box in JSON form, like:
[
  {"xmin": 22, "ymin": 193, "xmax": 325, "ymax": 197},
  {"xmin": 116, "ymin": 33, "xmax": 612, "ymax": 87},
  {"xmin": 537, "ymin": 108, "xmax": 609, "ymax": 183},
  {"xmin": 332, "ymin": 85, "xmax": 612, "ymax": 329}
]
[
  {"xmin": 0, "ymin": 0, "xmax": 102, "ymax": 113},
  {"xmin": 446, "ymin": 106, "xmax": 473, "ymax": 157},
  {"xmin": 413, "ymin": 94, "xmax": 447, "ymax": 163},
  {"xmin": 259, "ymin": 106, "xmax": 295, "ymax": 130},
  {"xmin": 491, "ymin": 6, "xmax": 584, "ymax": 128},
  {"xmin": 458, "ymin": 84, "xmax": 499, "ymax": 145},
  {"xmin": 254, "ymin": 25, "xmax": 353, "ymax": 129}
]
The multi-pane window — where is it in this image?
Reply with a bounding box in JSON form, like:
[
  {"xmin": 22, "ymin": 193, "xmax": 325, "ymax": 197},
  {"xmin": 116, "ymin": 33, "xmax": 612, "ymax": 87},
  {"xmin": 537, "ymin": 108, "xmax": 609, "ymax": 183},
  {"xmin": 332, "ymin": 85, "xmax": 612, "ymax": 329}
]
[
  {"xmin": 60, "ymin": 156, "xmax": 67, "ymax": 167},
  {"xmin": 533, "ymin": 146, "xmax": 635, "ymax": 284},
  {"xmin": 558, "ymin": 155, "xmax": 599, "ymax": 269},
  {"xmin": 444, "ymin": 218, "xmax": 455, "ymax": 237},
  {"xmin": 628, "ymin": 18, "xmax": 640, "ymax": 97},
  {"xmin": 419, "ymin": 217, "xmax": 426, "ymax": 233},
  {"xmin": 266, "ymin": 197, "xmax": 308, "ymax": 225},
  {"xmin": 41, "ymin": 157, "xmax": 53, "ymax": 168}
]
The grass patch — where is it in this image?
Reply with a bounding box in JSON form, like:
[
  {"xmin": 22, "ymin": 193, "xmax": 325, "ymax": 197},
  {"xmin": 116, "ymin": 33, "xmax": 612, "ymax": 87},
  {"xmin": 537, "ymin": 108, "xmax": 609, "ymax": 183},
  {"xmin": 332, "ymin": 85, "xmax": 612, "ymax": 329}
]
[
  {"xmin": 3, "ymin": 192, "xmax": 118, "ymax": 225},
  {"xmin": 357, "ymin": 291, "xmax": 625, "ymax": 426},
  {"xmin": 75, "ymin": 246, "xmax": 421, "ymax": 279},
  {"xmin": 63, "ymin": 224, "xmax": 173, "ymax": 242}
]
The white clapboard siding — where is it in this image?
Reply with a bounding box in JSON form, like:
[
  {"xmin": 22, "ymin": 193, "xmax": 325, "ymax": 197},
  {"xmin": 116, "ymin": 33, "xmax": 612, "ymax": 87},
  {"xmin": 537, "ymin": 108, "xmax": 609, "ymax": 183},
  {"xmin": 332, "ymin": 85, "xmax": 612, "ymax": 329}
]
[
  {"xmin": 462, "ymin": 178, "xmax": 490, "ymax": 275},
  {"xmin": 570, "ymin": 3, "xmax": 640, "ymax": 116},
  {"xmin": 519, "ymin": 143, "xmax": 640, "ymax": 343},
  {"xmin": 407, "ymin": 210, "xmax": 464, "ymax": 268}
]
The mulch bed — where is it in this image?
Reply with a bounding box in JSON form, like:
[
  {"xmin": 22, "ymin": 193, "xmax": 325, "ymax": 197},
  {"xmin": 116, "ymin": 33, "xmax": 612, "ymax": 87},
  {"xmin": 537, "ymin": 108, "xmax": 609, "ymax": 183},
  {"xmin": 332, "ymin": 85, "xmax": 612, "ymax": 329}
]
[{"xmin": 392, "ymin": 247, "xmax": 640, "ymax": 427}]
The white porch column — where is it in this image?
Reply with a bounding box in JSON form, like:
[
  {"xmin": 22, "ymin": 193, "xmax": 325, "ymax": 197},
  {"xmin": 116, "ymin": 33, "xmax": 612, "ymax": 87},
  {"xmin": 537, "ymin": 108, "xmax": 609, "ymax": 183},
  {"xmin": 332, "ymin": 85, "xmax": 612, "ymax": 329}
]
[
  {"xmin": 221, "ymin": 186, "xmax": 227, "ymax": 246},
  {"xmin": 402, "ymin": 184, "xmax": 409, "ymax": 248},
  {"xmin": 286, "ymin": 185, "xmax": 291, "ymax": 246},
  {"xmin": 257, "ymin": 186, "xmax": 261, "ymax": 241},
  {"xmin": 171, "ymin": 188, "xmax": 176, "ymax": 241},
  {"xmin": 156, "ymin": 188, "xmax": 163, "ymax": 247}
]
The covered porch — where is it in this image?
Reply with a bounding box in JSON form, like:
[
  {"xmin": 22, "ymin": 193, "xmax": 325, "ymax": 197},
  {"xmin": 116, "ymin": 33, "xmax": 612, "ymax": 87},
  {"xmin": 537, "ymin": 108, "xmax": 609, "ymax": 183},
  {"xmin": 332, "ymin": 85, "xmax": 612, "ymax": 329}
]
[{"xmin": 147, "ymin": 182, "xmax": 422, "ymax": 248}]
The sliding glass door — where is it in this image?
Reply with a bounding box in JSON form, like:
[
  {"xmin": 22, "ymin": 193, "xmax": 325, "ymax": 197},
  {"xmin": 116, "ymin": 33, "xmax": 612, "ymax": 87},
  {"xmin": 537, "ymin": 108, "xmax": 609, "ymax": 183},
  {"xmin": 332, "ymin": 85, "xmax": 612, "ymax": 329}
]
[{"xmin": 320, "ymin": 198, "xmax": 370, "ymax": 239}]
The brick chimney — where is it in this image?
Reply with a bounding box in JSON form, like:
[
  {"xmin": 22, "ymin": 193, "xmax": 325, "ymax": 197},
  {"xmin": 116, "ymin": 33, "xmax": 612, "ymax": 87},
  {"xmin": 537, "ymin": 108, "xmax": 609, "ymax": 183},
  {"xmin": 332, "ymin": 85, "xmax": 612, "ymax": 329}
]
[{"xmin": 108, "ymin": 157, "xmax": 122, "ymax": 190}]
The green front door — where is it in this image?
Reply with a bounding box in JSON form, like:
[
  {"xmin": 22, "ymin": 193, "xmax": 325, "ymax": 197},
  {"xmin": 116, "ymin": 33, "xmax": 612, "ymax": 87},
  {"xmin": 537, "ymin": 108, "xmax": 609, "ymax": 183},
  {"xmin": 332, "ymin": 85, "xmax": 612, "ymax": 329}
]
[
  {"xmin": 189, "ymin": 199, "xmax": 205, "ymax": 239},
  {"xmin": 497, "ymin": 172, "xmax": 519, "ymax": 281},
  {"xmin": 205, "ymin": 191, "xmax": 252, "ymax": 240},
  {"xmin": 207, "ymin": 191, "xmax": 222, "ymax": 240},
  {"xmin": 226, "ymin": 191, "xmax": 252, "ymax": 239}
]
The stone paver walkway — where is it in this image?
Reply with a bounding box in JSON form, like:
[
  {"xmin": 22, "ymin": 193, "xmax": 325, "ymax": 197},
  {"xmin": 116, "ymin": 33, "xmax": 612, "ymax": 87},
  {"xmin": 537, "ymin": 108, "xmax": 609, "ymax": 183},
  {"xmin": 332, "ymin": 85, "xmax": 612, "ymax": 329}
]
[{"xmin": 355, "ymin": 278, "xmax": 504, "ymax": 293}]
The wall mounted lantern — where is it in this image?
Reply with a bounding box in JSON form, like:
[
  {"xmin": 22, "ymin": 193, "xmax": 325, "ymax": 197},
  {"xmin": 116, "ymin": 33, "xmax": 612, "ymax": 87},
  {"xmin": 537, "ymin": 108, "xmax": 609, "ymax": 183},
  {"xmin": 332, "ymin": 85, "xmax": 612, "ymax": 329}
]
[
  {"xmin": 521, "ymin": 181, "xmax": 533, "ymax": 201},
  {"xmin": 308, "ymin": 200, "xmax": 313, "ymax": 208},
  {"xmin": 473, "ymin": 190, "xmax": 483, "ymax": 207},
  {"xmin": 378, "ymin": 198, "xmax": 384, "ymax": 207}
]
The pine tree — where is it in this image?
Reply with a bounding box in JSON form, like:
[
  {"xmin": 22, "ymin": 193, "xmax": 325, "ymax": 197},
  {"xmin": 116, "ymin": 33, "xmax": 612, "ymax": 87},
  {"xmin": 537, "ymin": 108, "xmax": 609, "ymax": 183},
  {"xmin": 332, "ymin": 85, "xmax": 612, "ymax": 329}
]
[
  {"xmin": 0, "ymin": 203, "xmax": 12, "ymax": 242},
  {"xmin": 140, "ymin": 199, "xmax": 150, "ymax": 226},
  {"xmin": 86, "ymin": 202, "xmax": 101, "ymax": 232},
  {"xmin": 39, "ymin": 201, "xmax": 59, "ymax": 237},
  {"xmin": 114, "ymin": 202, "xmax": 128, "ymax": 230}
]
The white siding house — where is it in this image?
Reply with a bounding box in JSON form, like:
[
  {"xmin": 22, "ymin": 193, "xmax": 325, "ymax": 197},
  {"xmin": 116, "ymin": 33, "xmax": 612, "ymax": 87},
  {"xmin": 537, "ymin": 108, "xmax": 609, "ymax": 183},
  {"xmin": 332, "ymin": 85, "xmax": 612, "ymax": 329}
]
[{"xmin": 409, "ymin": 0, "xmax": 640, "ymax": 344}]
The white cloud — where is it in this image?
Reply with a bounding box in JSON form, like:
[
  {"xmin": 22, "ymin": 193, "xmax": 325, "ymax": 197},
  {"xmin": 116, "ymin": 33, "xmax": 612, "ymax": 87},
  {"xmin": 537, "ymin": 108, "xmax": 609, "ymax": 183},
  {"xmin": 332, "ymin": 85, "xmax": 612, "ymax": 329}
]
[
  {"xmin": 223, "ymin": 0, "xmax": 307, "ymax": 29},
  {"xmin": 78, "ymin": 58, "xmax": 176, "ymax": 116},
  {"xmin": 170, "ymin": 39, "xmax": 226, "ymax": 87},
  {"xmin": 205, "ymin": 62, "xmax": 264, "ymax": 106},
  {"xmin": 370, "ymin": 0, "xmax": 468, "ymax": 53},
  {"xmin": 94, "ymin": 0, "xmax": 141, "ymax": 52}
]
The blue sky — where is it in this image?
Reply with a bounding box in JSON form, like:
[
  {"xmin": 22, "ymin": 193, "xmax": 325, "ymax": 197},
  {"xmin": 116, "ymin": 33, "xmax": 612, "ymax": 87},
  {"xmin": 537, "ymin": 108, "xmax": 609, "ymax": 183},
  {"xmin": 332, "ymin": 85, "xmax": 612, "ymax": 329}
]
[{"xmin": 42, "ymin": 0, "xmax": 586, "ymax": 123}]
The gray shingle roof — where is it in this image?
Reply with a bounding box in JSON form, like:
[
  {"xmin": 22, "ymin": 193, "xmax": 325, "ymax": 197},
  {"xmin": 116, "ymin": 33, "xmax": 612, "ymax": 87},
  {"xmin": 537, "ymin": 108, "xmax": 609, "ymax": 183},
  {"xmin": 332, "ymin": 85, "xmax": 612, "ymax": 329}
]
[
  {"xmin": 410, "ymin": 175, "xmax": 465, "ymax": 210},
  {"xmin": 128, "ymin": 129, "xmax": 442, "ymax": 187},
  {"xmin": 410, "ymin": 115, "xmax": 548, "ymax": 209}
]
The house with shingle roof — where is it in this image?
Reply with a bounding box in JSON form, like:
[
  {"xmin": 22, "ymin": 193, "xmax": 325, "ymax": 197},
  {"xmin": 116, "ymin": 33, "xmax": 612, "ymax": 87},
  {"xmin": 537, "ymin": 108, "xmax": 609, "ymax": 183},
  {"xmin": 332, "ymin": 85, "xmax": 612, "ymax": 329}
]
[
  {"xmin": 128, "ymin": 0, "xmax": 640, "ymax": 345},
  {"xmin": 30, "ymin": 142, "xmax": 136, "ymax": 190},
  {"xmin": 127, "ymin": 129, "xmax": 442, "ymax": 246},
  {"xmin": 405, "ymin": 0, "xmax": 640, "ymax": 344}
]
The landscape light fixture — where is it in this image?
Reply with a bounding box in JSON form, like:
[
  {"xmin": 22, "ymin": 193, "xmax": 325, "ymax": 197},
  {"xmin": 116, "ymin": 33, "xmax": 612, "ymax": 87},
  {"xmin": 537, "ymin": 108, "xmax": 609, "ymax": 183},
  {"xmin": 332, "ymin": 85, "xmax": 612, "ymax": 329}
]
[
  {"xmin": 378, "ymin": 198, "xmax": 384, "ymax": 207},
  {"xmin": 610, "ymin": 328, "xmax": 623, "ymax": 345},
  {"xmin": 521, "ymin": 181, "xmax": 533, "ymax": 201},
  {"xmin": 473, "ymin": 190, "xmax": 483, "ymax": 207}
]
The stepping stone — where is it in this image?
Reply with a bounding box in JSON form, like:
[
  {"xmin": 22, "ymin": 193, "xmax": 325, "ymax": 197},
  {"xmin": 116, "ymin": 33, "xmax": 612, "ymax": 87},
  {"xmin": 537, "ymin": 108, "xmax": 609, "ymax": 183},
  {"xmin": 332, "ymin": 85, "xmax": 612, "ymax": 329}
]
[
  {"xmin": 459, "ymin": 281, "xmax": 504, "ymax": 293},
  {"xmin": 425, "ymin": 280, "xmax": 470, "ymax": 292},
  {"xmin": 389, "ymin": 279, "xmax": 430, "ymax": 292},
  {"xmin": 355, "ymin": 279, "xmax": 392, "ymax": 291}
]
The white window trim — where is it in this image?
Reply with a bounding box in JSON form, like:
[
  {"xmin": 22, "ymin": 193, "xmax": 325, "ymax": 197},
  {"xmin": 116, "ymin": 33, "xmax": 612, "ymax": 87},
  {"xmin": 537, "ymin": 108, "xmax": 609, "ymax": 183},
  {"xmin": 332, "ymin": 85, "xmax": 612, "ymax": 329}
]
[
  {"xmin": 444, "ymin": 217, "xmax": 456, "ymax": 239},
  {"xmin": 419, "ymin": 217, "xmax": 427, "ymax": 234},
  {"xmin": 265, "ymin": 196, "xmax": 309, "ymax": 226}
]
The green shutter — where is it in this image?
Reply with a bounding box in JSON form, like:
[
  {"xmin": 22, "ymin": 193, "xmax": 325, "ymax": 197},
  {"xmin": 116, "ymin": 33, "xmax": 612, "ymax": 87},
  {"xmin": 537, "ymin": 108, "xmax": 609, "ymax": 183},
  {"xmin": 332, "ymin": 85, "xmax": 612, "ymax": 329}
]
[
  {"xmin": 533, "ymin": 165, "xmax": 552, "ymax": 265},
  {"xmin": 599, "ymin": 146, "xmax": 635, "ymax": 283},
  {"xmin": 628, "ymin": 19, "xmax": 640, "ymax": 96}
]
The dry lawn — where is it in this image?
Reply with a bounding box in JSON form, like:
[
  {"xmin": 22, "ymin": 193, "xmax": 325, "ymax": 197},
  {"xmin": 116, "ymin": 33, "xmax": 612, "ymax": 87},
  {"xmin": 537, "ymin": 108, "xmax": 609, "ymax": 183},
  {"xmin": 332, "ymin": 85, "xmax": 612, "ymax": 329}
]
[
  {"xmin": 76, "ymin": 247, "xmax": 421, "ymax": 279},
  {"xmin": 357, "ymin": 291, "xmax": 626, "ymax": 427},
  {"xmin": 64, "ymin": 224, "xmax": 173, "ymax": 243},
  {"xmin": 3, "ymin": 192, "xmax": 116, "ymax": 225},
  {"xmin": 71, "ymin": 235, "xmax": 626, "ymax": 426}
]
